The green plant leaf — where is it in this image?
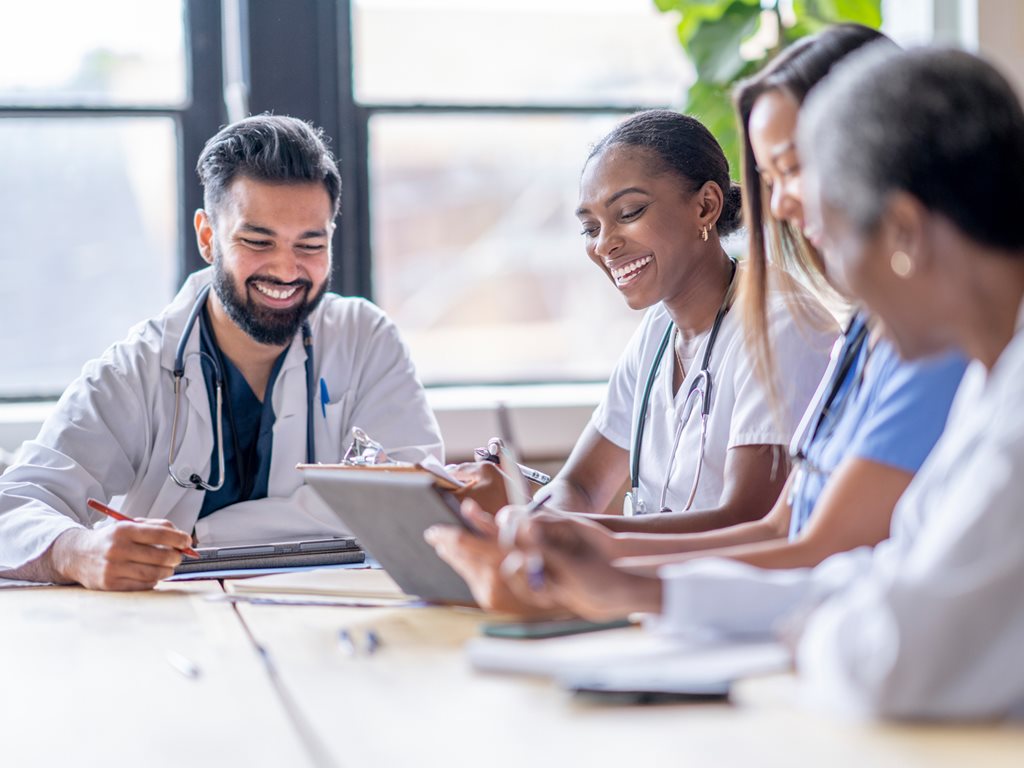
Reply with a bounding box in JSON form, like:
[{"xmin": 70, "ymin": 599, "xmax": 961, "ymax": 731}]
[
  {"xmin": 684, "ymin": 80, "xmax": 742, "ymax": 174},
  {"xmin": 813, "ymin": 0, "xmax": 882, "ymax": 26},
  {"xmin": 657, "ymin": 0, "xmax": 882, "ymax": 189},
  {"xmin": 686, "ymin": 1, "xmax": 763, "ymax": 84},
  {"xmin": 797, "ymin": 0, "xmax": 881, "ymax": 25}
]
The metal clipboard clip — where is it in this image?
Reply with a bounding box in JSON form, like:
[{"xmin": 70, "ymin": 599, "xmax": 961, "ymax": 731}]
[{"xmin": 340, "ymin": 427, "xmax": 392, "ymax": 466}]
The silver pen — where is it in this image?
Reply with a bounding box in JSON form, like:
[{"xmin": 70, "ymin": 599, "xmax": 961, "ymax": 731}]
[{"xmin": 165, "ymin": 650, "xmax": 201, "ymax": 680}]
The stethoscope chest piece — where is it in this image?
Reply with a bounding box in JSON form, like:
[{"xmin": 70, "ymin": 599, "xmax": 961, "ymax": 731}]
[{"xmin": 623, "ymin": 489, "xmax": 650, "ymax": 517}]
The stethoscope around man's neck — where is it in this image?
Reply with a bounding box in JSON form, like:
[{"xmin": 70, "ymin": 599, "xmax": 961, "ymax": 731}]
[
  {"xmin": 167, "ymin": 283, "xmax": 316, "ymax": 491},
  {"xmin": 624, "ymin": 257, "xmax": 737, "ymax": 516}
]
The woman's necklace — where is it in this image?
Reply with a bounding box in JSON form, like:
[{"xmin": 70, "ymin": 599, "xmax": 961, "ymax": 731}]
[{"xmin": 672, "ymin": 327, "xmax": 701, "ymax": 387}]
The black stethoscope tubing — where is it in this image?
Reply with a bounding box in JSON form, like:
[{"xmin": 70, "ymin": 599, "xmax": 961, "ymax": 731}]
[
  {"xmin": 169, "ymin": 284, "xmax": 316, "ymax": 491},
  {"xmin": 791, "ymin": 314, "xmax": 870, "ymax": 465},
  {"xmin": 629, "ymin": 258, "xmax": 737, "ymax": 495}
]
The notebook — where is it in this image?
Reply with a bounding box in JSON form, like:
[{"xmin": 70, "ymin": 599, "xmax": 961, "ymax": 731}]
[{"xmin": 173, "ymin": 536, "xmax": 365, "ymax": 575}]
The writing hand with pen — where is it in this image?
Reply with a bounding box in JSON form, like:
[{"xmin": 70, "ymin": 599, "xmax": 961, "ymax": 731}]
[
  {"xmin": 499, "ymin": 514, "xmax": 664, "ymax": 623},
  {"xmin": 425, "ymin": 495, "xmax": 624, "ymax": 619},
  {"xmin": 41, "ymin": 498, "xmax": 197, "ymax": 591},
  {"xmin": 425, "ymin": 498, "xmax": 560, "ymax": 618},
  {"xmin": 445, "ymin": 437, "xmax": 550, "ymax": 516}
]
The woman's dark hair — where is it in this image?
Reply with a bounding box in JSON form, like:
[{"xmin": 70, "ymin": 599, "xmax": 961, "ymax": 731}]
[
  {"xmin": 733, "ymin": 24, "xmax": 893, "ymax": 394},
  {"xmin": 801, "ymin": 45, "xmax": 1024, "ymax": 253},
  {"xmin": 197, "ymin": 113, "xmax": 342, "ymax": 219},
  {"xmin": 587, "ymin": 109, "xmax": 743, "ymax": 237}
]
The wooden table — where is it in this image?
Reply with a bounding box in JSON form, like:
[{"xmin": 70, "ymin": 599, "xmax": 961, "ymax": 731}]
[
  {"xmin": 236, "ymin": 601, "xmax": 1024, "ymax": 768},
  {"xmin": 3, "ymin": 584, "xmax": 1022, "ymax": 768},
  {"xmin": 0, "ymin": 582, "xmax": 310, "ymax": 767}
]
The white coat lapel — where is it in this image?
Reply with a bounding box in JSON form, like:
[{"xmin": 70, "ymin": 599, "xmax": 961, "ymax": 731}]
[
  {"xmin": 267, "ymin": 335, "xmax": 310, "ymax": 496},
  {"xmin": 151, "ymin": 283, "xmax": 215, "ymax": 532}
]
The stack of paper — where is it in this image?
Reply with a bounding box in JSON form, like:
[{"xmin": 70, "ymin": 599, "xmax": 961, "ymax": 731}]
[{"xmin": 225, "ymin": 567, "xmax": 412, "ymax": 604}]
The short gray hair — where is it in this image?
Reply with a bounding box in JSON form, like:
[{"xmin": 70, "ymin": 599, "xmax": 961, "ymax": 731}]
[{"xmin": 798, "ymin": 45, "xmax": 1024, "ymax": 252}]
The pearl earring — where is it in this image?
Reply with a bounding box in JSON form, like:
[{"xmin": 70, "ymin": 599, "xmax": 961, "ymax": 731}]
[
  {"xmin": 701, "ymin": 225, "xmax": 709, "ymax": 242},
  {"xmin": 890, "ymin": 250, "xmax": 914, "ymax": 278}
]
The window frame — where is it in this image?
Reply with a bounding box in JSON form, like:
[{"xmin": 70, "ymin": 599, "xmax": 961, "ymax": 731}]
[
  {"xmin": 243, "ymin": 0, "xmax": 665, "ymax": 313},
  {"xmin": 0, "ymin": 0, "xmax": 225, "ymax": 401}
]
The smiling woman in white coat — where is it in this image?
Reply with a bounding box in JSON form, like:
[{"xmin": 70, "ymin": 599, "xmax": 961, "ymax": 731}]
[{"xmin": 0, "ymin": 115, "xmax": 442, "ymax": 591}]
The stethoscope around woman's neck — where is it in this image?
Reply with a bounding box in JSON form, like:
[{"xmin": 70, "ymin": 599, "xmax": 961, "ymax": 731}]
[
  {"xmin": 787, "ymin": 312, "xmax": 871, "ymax": 490},
  {"xmin": 623, "ymin": 256, "xmax": 738, "ymax": 516},
  {"xmin": 167, "ymin": 283, "xmax": 316, "ymax": 491}
]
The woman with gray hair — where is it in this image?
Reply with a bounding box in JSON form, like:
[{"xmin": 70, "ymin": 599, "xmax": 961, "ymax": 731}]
[
  {"xmin": 785, "ymin": 44, "xmax": 1024, "ymax": 719},
  {"xmin": 656, "ymin": 44, "xmax": 1024, "ymax": 719}
]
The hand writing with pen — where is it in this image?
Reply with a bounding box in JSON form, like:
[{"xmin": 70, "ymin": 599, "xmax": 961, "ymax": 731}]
[
  {"xmin": 499, "ymin": 514, "xmax": 663, "ymax": 622},
  {"xmin": 425, "ymin": 496, "xmax": 651, "ymax": 620}
]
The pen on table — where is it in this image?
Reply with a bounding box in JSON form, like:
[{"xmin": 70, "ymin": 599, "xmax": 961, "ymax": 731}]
[
  {"xmin": 319, "ymin": 377, "xmax": 330, "ymax": 418},
  {"xmin": 86, "ymin": 498, "xmax": 200, "ymax": 558},
  {"xmin": 165, "ymin": 650, "xmax": 201, "ymax": 680},
  {"xmin": 366, "ymin": 629, "xmax": 381, "ymax": 655},
  {"xmin": 338, "ymin": 628, "xmax": 357, "ymax": 656}
]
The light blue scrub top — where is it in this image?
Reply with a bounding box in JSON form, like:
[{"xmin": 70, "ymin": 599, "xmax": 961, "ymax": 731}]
[{"xmin": 788, "ymin": 313, "xmax": 967, "ymax": 540}]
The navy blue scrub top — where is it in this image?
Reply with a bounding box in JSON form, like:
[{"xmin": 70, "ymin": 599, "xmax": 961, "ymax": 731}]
[{"xmin": 197, "ymin": 306, "xmax": 287, "ymax": 519}]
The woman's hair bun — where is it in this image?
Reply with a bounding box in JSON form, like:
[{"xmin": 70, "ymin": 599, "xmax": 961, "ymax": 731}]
[{"xmin": 717, "ymin": 181, "xmax": 744, "ymax": 237}]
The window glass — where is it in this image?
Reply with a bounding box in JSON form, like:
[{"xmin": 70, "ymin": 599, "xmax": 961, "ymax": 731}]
[
  {"xmin": 0, "ymin": 118, "xmax": 179, "ymax": 397},
  {"xmin": 369, "ymin": 113, "xmax": 643, "ymax": 385},
  {"xmin": 0, "ymin": 0, "xmax": 187, "ymax": 107},
  {"xmin": 354, "ymin": 0, "xmax": 691, "ymax": 105}
]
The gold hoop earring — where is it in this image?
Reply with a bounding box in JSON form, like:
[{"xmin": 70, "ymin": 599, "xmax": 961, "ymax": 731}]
[
  {"xmin": 891, "ymin": 250, "xmax": 914, "ymax": 278},
  {"xmin": 701, "ymin": 225, "xmax": 709, "ymax": 243}
]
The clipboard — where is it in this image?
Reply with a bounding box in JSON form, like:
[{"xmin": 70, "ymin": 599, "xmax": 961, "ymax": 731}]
[
  {"xmin": 301, "ymin": 466, "xmax": 478, "ymax": 605},
  {"xmin": 296, "ymin": 459, "xmax": 469, "ymax": 492}
]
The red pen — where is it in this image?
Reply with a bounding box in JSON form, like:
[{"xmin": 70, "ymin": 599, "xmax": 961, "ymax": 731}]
[{"xmin": 86, "ymin": 498, "xmax": 200, "ymax": 558}]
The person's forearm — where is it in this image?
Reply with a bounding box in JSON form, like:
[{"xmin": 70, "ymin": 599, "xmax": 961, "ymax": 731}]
[
  {"xmin": 585, "ymin": 504, "xmax": 766, "ymax": 534},
  {"xmin": 606, "ymin": 516, "xmax": 783, "ymax": 558},
  {"xmin": 693, "ymin": 537, "xmax": 827, "ymax": 571},
  {"xmin": 618, "ymin": 537, "xmax": 825, "ymax": 578},
  {"xmin": 587, "ymin": 570, "xmax": 663, "ymax": 619},
  {"xmin": 0, "ymin": 528, "xmax": 82, "ymax": 584},
  {"xmin": 618, "ymin": 572, "xmax": 663, "ymax": 615},
  {"xmin": 541, "ymin": 477, "xmax": 600, "ymax": 515}
]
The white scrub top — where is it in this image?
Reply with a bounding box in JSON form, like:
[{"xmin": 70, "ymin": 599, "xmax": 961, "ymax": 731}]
[
  {"xmin": 0, "ymin": 269, "xmax": 443, "ymax": 570},
  {"xmin": 654, "ymin": 301, "xmax": 1024, "ymax": 720},
  {"xmin": 591, "ymin": 272, "xmax": 835, "ymax": 513}
]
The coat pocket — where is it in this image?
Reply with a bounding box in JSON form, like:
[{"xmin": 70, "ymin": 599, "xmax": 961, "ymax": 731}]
[{"xmin": 317, "ymin": 392, "xmax": 353, "ymax": 464}]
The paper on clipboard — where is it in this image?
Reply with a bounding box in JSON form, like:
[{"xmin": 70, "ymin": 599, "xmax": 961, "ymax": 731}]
[{"xmin": 296, "ymin": 454, "xmax": 468, "ymax": 491}]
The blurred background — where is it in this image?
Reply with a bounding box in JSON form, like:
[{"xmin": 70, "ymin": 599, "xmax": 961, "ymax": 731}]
[{"xmin": 0, "ymin": 0, "xmax": 1014, "ymax": 459}]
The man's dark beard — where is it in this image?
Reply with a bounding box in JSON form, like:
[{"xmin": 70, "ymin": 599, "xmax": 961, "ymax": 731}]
[{"xmin": 211, "ymin": 255, "xmax": 329, "ymax": 346}]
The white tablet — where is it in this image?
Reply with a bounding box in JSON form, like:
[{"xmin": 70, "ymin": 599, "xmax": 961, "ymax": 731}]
[{"xmin": 302, "ymin": 467, "xmax": 478, "ymax": 605}]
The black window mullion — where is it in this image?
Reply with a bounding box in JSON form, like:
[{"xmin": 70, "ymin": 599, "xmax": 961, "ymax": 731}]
[
  {"xmin": 180, "ymin": 0, "xmax": 227, "ymax": 284},
  {"xmin": 335, "ymin": 0, "xmax": 372, "ymax": 300}
]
